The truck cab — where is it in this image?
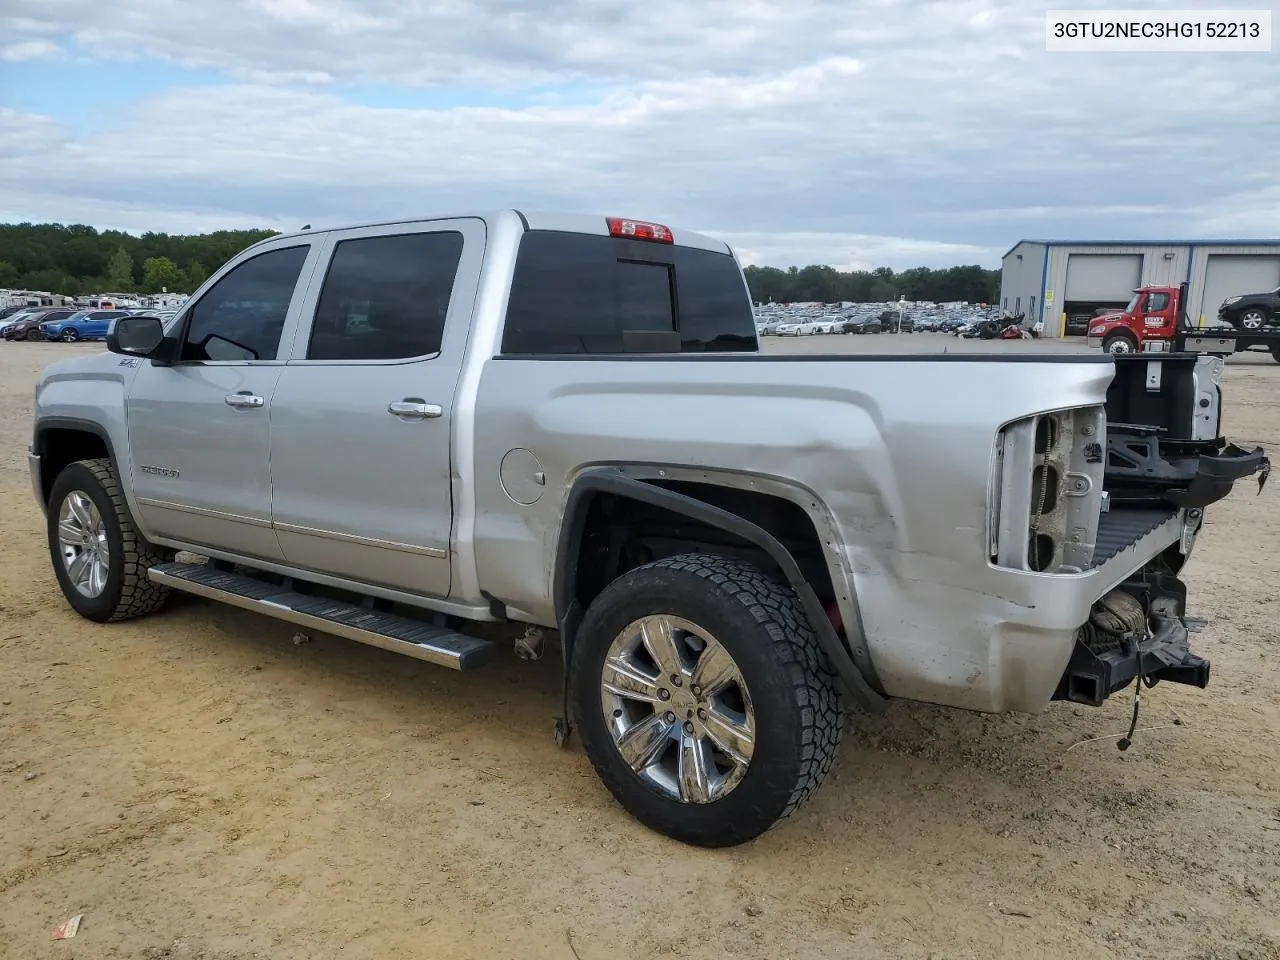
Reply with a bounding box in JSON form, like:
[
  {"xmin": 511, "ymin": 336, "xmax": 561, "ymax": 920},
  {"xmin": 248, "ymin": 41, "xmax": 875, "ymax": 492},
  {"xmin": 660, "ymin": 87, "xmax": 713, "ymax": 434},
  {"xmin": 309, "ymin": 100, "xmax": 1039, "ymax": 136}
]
[{"xmin": 1086, "ymin": 283, "xmax": 1184, "ymax": 354}]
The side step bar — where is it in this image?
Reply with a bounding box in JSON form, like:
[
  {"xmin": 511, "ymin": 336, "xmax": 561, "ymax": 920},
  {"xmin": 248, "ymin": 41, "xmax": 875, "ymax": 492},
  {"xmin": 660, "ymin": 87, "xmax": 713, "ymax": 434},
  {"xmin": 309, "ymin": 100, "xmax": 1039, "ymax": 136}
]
[{"xmin": 149, "ymin": 562, "xmax": 496, "ymax": 670}]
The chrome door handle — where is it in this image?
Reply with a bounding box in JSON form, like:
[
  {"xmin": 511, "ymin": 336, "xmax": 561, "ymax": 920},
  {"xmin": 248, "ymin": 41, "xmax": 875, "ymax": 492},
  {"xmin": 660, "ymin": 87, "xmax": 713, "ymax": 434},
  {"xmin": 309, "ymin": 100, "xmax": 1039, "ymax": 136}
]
[
  {"xmin": 225, "ymin": 391, "xmax": 265, "ymax": 409},
  {"xmin": 387, "ymin": 398, "xmax": 443, "ymax": 420}
]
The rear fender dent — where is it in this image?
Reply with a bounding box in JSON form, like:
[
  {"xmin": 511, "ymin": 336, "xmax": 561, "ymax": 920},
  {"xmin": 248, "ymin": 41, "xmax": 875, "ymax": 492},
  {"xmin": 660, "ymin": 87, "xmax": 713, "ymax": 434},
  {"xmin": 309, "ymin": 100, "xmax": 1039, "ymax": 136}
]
[{"xmin": 553, "ymin": 466, "xmax": 888, "ymax": 712}]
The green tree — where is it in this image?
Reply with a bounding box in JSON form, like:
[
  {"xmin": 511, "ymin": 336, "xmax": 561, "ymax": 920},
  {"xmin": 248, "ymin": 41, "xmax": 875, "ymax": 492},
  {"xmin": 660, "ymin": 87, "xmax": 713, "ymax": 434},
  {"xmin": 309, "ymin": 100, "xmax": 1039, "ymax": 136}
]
[
  {"xmin": 0, "ymin": 259, "xmax": 18, "ymax": 287},
  {"xmin": 106, "ymin": 246, "xmax": 135, "ymax": 290},
  {"xmin": 142, "ymin": 256, "xmax": 183, "ymax": 293},
  {"xmin": 22, "ymin": 268, "xmax": 77, "ymax": 295},
  {"xmin": 181, "ymin": 259, "xmax": 209, "ymax": 292}
]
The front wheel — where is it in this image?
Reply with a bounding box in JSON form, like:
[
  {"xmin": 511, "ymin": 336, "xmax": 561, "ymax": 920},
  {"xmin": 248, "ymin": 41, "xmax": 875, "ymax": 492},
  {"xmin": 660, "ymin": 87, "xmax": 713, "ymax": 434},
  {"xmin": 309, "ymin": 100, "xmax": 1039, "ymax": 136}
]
[
  {"xmin": 26, "ymin": 328, "xmax": 42, "ymax": 341},
  {"xmin": 1238, "ymin": 308, "xmax": 1270, "ymax": 331},
  {"xmin": 47, "ymin": 459, "xmax": 173, "ymax": 622},
  {"xmin": 1103, "ymin": 332, "xmax": 1137, "ymax": 354},
  {"xmin": 60, "ymin": 328, "xmax": 80, "ymax": 342},
  {"xmin": 571, "ymin": 553, "xmax": 845, "ymax": 847}
]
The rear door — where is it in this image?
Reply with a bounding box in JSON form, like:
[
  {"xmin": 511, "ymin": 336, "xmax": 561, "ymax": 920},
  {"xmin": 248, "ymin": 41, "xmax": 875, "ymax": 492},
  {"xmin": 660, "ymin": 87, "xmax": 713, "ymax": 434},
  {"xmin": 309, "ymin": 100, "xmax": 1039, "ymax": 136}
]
[
  {"xmin": 267, "ymin": 218, "xmax": 485, "ymax": 597},
  {"xmin": 125, "ymin": 238, "xmax": 322, "ymax": 561}
]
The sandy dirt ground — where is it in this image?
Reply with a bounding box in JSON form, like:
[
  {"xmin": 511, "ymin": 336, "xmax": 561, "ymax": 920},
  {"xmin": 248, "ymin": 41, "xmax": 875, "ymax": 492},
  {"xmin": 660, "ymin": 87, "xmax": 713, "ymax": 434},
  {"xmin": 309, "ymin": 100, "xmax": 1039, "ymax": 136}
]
[{"xmin": 1, "ymin": 336, "xmax": 1278, "ymax": 960}]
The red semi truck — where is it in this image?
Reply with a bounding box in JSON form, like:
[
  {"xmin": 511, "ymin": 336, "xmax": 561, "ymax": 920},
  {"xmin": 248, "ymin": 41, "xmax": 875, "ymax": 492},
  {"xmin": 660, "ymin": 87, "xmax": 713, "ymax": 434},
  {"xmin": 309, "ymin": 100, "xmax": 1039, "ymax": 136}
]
[{"xmin": 1087, "ymin": 282, "xmax": 1280, "ymax": 361}]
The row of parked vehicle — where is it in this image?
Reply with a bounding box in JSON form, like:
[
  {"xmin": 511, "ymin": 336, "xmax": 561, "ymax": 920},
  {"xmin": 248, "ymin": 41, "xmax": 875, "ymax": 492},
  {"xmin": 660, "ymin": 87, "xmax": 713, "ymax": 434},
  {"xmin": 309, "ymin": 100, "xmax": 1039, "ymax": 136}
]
[
  {"xmin": 0, "ymin": 305, "xmax": 178, "ymax": 343},
  {"xmin": 756, "ymin": 302, "xmax": 999, "ymax": 337}
]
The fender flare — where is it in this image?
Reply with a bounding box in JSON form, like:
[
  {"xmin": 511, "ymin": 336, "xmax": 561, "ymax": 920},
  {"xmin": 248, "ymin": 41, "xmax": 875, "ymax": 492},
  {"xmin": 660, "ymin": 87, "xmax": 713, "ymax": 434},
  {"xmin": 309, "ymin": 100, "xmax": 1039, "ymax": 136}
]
[
  {"xmin": 552, "ymin": 467, "xmax": 887, "ymax": 712},
  {"xmin": 32, "ymin": 417, "xmax": 120, "ymax": 507}
]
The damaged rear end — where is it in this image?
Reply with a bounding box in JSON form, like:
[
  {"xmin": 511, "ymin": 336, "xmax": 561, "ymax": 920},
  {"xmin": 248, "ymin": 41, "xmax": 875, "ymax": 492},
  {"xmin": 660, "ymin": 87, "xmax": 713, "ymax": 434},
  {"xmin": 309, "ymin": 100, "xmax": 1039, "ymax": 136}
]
[{"xmin": 991, "ymin": 353, "xmax": 1268, "ymax": 713}]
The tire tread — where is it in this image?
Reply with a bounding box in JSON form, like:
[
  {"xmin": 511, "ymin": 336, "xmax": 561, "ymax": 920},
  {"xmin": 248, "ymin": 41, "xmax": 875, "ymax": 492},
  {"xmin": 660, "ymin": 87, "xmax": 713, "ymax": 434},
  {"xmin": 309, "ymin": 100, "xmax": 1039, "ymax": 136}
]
[
  {"xmin": 571, "ymin": 551, "xmax": 845, "ymax": 846},
  {"xmin": 651, "ymin": 553, "xmax": 844, "ymax": 822},
  {"xmin": 76, "ymin": 458, "xmax": 171, "ymax": 621}
]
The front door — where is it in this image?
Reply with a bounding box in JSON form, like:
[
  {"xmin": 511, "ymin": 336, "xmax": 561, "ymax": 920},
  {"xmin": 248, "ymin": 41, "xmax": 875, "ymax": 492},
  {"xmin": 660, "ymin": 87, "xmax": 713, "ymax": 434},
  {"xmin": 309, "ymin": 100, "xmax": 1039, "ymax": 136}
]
[
  {"xmin": 1139, "ymin": 290, "xmax": 1175, "ymax": 335},
  {"xmin": 268, "ymin": 219, "xmax": 485, "ymax": 597},
  {"xmin": 126, "ymin": 240, "xmax": 319, "ymax": 561}
]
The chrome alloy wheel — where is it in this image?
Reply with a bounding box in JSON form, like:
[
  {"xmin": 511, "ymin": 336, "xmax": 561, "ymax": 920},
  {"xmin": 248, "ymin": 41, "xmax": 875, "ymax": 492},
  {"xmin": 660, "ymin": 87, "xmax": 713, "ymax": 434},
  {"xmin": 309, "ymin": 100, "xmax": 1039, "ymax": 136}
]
[
  {"xmin": 1240, "ymin": 309, "xmax": 1267, "ymax": 330},
  {"xmin": 600, "ymin": 615, "xmax": 755, "ymax": 804},
  {"xmin": 57, "ymin": 491, "xmax": 110, "ymax": 598}
]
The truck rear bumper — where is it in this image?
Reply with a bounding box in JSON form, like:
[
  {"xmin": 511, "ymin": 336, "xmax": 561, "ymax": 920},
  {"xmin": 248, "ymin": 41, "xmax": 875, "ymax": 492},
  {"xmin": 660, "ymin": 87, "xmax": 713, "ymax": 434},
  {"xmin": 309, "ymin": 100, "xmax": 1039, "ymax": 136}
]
[{"xmin": 856, "ymin": 508, "xmax": 1192, "ymax": 714}]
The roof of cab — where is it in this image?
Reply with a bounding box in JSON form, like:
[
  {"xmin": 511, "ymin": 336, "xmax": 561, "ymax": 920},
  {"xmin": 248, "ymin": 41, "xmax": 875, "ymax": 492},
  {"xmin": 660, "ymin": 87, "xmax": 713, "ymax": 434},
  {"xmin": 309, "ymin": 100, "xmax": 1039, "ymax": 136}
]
[{"xmin": 253, "ymin": 209, "xmax": 733, "ymax": 257}]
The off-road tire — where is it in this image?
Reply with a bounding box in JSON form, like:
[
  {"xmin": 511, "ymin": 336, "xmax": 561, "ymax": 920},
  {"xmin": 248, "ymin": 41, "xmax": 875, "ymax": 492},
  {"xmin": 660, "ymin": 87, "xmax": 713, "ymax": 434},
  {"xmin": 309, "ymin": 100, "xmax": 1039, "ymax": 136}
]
[
  {"xmin": 47, "ymin": 458, "xmax": 173, "ymax": 623},
  {"xmin": 1103, "ymin": 331, "xmax": 1137, "ymax": 354},
  {"xmin": 570, "ymin": 553, "xmax": 844, "ymax": 847}
]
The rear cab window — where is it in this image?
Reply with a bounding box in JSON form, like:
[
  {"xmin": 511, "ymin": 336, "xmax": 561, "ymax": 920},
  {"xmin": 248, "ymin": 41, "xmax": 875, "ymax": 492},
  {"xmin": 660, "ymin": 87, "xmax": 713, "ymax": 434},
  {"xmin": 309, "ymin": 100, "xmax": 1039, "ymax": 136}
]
[{"xmin": 501, "ymin": 231, "xmax": 757, "ymax": 355}]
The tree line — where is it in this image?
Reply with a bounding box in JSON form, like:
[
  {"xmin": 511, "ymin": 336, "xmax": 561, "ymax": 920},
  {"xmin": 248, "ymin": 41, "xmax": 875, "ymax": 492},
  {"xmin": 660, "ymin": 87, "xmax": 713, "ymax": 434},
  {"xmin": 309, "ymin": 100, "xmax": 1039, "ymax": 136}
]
[
  {"xmin": 743, "ymin": 263, "xmax": 1000, "ymax": 305},
  {"xmin": 0, "ymin": 222, "xmax": 278, "ymax": 296},
  {"xmin": 0, "ymin": 222, "xmax": 1002, "ymax": 305}
]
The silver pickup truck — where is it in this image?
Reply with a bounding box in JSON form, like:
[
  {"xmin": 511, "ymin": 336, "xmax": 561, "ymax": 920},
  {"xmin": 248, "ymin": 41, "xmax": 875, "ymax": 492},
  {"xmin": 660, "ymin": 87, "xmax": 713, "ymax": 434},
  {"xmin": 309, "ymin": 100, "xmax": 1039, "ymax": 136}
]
[{"xmin": 29, "ymin": 211, "xmax": 1269, "ymax": 847}]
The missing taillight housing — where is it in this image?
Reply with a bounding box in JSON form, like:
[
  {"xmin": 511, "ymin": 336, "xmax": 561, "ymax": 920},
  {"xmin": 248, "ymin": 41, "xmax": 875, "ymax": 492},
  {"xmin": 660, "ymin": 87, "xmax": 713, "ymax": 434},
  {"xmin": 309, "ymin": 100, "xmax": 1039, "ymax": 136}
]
[
  {"xmin": 1035, "ymin": 417, "xmax": 1056, "ymax": 454},
  {"xmin": 1028, "ymin": 533, "xmax": 1056, "ymax": 572},
  {"xmin": 607, "ymin": 217, "xmax": 674, "ymax": 243},
  {"xmin": 1032, "ymin": 463, "xmax": 1060, "ymax": 515},
  {"xmin": 992, "ymin": 406, "xmax": 1106, "ymax": 574}
]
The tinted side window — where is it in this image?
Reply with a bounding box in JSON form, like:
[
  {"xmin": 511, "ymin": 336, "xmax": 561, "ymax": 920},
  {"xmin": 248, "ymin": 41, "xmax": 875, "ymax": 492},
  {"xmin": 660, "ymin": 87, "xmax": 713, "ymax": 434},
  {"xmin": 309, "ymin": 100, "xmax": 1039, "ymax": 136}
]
[
  {"xmin": 501, "ymin": 231, "xmax": 757, "ymax": 354},
  {"xmin": 1146, "ymin": 293, "xmax": 1169, "ymax": 311},
  {"xmin": 306, "ymin": 231, "xmax": 464, "ymax": 361},
  {"xmin": 181, "ymin": 245, "xmax": 309, "ymax": 362}
]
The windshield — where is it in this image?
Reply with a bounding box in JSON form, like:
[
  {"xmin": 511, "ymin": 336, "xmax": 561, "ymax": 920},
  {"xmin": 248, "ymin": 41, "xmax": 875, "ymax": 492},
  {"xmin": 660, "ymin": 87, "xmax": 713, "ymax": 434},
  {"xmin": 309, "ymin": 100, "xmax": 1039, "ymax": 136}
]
[{"xmin": 1124, "ymin": 292, "xmax": 1141, "ymax": 313}]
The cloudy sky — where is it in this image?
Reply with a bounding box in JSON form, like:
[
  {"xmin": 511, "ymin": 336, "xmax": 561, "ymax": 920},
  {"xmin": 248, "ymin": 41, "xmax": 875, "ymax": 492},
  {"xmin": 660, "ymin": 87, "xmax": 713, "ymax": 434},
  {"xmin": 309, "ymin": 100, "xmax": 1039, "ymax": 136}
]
[{"xmin": 1, "ymin": 0, "xmax": 1276, "ymax": 269}]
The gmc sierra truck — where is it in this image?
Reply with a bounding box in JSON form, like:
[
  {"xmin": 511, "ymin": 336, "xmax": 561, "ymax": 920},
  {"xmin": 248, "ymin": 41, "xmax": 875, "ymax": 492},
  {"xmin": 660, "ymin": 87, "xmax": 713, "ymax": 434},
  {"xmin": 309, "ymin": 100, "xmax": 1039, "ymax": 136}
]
[{"xmin": 28, "ymin": 211, "xmax": 1269, "ymax": 848}]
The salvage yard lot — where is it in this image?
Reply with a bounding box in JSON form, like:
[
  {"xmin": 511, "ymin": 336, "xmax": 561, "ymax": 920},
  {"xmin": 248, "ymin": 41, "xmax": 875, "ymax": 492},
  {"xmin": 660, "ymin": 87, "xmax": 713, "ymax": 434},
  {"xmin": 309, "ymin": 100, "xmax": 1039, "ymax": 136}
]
[{"xmin": 1, "ymin": 336, "xmax": 1277, "ymax": 960}]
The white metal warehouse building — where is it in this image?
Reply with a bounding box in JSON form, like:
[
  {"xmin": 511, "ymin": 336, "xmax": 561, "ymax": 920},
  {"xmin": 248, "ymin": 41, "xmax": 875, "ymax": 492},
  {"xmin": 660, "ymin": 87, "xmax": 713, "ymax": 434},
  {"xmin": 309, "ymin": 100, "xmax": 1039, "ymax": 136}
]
[{"xmin": 999, "ymin": 240, "xmax": 1280, "ymax": 337}]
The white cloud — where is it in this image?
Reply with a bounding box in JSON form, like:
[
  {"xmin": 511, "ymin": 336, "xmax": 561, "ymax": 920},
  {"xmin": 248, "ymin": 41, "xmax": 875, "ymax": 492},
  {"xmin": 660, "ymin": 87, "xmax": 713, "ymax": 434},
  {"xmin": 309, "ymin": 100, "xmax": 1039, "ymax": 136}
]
[
  {"xmin": 1192, "ymin": 187, "xmax": 1280, "ymax": 238},
  {"xmin": 715, "ymin": 231, "xmax": 999, "ymax": 271},
  {"xmin": 0, "ymin": 39, "xmax": 62, "ymax": 62},
  {"xmin": 0, "ymin": 0, "xmax": 1276, "ymax": 267}
]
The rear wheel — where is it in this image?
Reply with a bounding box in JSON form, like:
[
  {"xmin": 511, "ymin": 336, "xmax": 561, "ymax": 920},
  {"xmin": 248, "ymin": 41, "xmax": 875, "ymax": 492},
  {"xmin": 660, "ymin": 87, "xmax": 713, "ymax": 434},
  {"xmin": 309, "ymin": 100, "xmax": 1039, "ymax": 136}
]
[
  {"xmin": 1238, "ymin": 308, "xmax": 1270, "ymax": 331},
  {"xmin": 1102, "ymin": 332, "xmax": 1137, "ymax": 354},
  {"xmin": 47, "ymin": 459, "xmax": 173, "ymax": 623},
  {"xmin": 60, "ymin": 328, "xmax": 80, "ymax": 342},
  {"xmin": 571, "ymin": 553, "xmax": 844, "ymax": 847},
  {"xmin": 1271, "ymin": 345, "xmax": 1280, "ymax": 364}
]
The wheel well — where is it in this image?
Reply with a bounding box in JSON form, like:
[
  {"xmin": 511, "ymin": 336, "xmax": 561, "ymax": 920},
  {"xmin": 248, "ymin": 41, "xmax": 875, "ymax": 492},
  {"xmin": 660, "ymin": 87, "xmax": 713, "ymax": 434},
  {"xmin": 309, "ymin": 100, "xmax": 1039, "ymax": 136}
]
[
  {"xmin": 37, "ymin": 428, "xmax": 111, "ymax": 503},
  {"xmin": 569, "ymin": 480, "xmax": 836, "ymax": 619}
]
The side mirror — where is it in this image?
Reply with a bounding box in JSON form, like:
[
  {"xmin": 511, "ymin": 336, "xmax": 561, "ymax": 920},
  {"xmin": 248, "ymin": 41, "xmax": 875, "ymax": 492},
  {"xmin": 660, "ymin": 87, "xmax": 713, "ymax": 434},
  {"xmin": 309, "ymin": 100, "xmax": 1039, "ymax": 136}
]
[{"xmin": 107, "ymin": 315, "xmax": 165, "ymax": 357}]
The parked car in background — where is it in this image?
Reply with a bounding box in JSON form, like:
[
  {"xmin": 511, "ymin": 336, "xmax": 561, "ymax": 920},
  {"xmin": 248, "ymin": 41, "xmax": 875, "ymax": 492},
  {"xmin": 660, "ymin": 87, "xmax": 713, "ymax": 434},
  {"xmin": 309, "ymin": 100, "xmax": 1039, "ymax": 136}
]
[
  {"xmin": 5, "ymin": 309, "xmax": 76, "ymax": 341},
  {"xmin": 1219, "ymin": 286, "xmax": 1280, "ymax": 331},
  {"xmin": 0, "ymin": 309, "xmax": 46, "ymax": 338},
  {"xmin": 878, "ymin": 310, "xmax": 914, "ymax": 333},
  {"xmin": 40, "ymin": 309, "xmax": 132, "ymax": 342}
]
